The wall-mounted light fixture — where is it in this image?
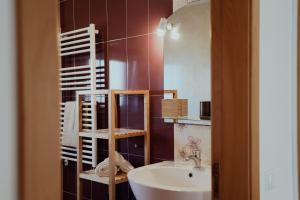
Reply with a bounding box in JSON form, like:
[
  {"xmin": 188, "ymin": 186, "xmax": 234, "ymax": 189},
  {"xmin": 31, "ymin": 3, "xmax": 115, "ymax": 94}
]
[
  {"xmin": 156, "ymin": 18, "xmax": 168, "ymax": 37},
  {"xmin": 156, "ymin": 18, "xmax": 180, "ymax": 40},
  {"xmin": 170, "ymin": 27, "xmax": 180, "ymax": 40}
]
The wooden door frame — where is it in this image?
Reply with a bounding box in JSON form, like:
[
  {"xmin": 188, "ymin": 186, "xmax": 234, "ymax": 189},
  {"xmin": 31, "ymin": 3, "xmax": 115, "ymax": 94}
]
[
  {"xmin": 251, "ymin": 0, "xmax": 260, "ymax": 199},
  {"xmin": 16, "ymin": 0, "xmax": 260, "ymax": 199},
  {"xmin": 211, "ymin": 0, "xmax": 260, "ymax": 199},
  {"xmin": 17, "ymin": 0, "xmax": 61, "ymax": 200}
]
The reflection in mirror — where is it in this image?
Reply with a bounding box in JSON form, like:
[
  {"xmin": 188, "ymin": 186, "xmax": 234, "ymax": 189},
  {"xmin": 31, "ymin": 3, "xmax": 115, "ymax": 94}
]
[{"xmin": 162, "ymin": 0, "xmax": 211, "ymax": 123}]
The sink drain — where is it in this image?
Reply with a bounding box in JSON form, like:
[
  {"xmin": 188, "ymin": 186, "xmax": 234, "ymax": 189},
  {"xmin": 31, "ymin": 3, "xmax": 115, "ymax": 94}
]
[{"xmin": 188, "ymin": 173, "xmax": 193, "ymax": 178}]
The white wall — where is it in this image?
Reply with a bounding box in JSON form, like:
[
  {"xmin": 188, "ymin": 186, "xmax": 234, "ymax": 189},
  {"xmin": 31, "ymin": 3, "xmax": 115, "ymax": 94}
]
[
  {"xmin": 0, "ymin": 0, "xmax": 17, "ymax": 199},
  {"xmin": 259, "ymin": 0, "xmax": 298, "ymax": 199},
  {"xmin": 174, "ymin": 124, "xmax": 211, "ymax": 165}
]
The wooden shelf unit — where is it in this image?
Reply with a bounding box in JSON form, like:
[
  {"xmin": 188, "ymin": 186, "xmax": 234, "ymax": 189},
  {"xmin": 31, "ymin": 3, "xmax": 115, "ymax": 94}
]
[
  {"xmin": 79, "ymin": 128, "xmax": 147, "ymax": 139},
  {"xmin": 76, "ymin": 90, "xmax": 150, "ymax": 200},
  {"xmin": 79, "ymin": 170, "xmax": 128, "ymax": 185}
]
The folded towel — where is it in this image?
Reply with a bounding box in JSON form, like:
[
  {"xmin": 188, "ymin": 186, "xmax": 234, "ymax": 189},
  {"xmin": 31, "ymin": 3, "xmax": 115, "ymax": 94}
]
[
  {"xmin": 95, "ymin": 158, "xmax": 119, "ymax": 177},
  {"xmin": 95, "ymin": 151, "xmax": 134, "ymax": 177},
  {"xmin": 62, "ymin": 101, "xmax": 78, "ymax": 147},
  {"xmin": 115, "ymin": 152, "xmax": 134, "ymax": 173}
]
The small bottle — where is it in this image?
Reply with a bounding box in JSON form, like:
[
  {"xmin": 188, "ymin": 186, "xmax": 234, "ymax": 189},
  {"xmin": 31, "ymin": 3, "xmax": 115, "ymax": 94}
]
[{"xmin": 200, "ymin": 101, "xmax": 211, "ymax": 120}]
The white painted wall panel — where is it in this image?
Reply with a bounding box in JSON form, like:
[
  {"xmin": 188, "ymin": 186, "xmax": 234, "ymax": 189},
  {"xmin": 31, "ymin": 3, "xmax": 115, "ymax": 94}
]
[{"xmin": 259, "ymin": 0, "xmax": 298, "ymax": 199}]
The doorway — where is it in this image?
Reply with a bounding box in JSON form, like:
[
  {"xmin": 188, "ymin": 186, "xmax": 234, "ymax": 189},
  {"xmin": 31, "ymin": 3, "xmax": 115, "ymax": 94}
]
[{"xmin": 17, "ymin": 0, "xmax": 259, "ymax": 200}]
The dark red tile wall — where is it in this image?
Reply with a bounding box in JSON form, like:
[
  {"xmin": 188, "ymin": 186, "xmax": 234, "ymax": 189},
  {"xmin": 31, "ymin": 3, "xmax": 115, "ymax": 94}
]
[{"xmin": 60, "ymin": 0, "xmax": 173, "ymax": 199}]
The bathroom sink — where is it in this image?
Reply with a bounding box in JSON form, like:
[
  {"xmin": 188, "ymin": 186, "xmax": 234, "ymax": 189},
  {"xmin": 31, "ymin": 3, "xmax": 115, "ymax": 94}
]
[{"xmin": 128, "ymin": 161, "xmax": 211, "ymax": 200}]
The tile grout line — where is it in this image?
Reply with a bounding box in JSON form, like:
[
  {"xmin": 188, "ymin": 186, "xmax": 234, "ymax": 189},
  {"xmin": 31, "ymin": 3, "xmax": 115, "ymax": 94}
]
[
  {"xmin": 148, "ymin": 0, "xmax": 151, "ymax": 91},
  {"xmin": 105, "ymin": 0, "xmax": 109, "ymax": 42},
  {"xmin": 97, "ymin": 33, "xmax": 155, "ymax": 44},
  {"xmin": 105, "ymin": 0, "xmax": 109, "ymax": 90},
  {"xmin": 100, "ymin": 150, "xmax": 169, "ymax": 161},
  {"xmin": 125, "ymin": 3, "xmax": 130, "ymax": 199},
  {"xmin": 72, "ymin": 0, "xmax": 76, "ymax": 67},
  {"xmin": 63, "ymin": 191, "xmax": 76, "ymax": 196},
  {"xmin": 88, "ymin": 0, "xmax": 91, "ymax": 24},
  {"xmin": 125, "ymin": 0, "xmax": 130, "ymax": 135}
]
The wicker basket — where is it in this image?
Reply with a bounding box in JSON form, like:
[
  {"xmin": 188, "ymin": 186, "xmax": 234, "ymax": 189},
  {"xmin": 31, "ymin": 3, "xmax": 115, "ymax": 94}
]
[{"xmin": 161, "ymin": 99, "xmax": 188, "ymax": 118}]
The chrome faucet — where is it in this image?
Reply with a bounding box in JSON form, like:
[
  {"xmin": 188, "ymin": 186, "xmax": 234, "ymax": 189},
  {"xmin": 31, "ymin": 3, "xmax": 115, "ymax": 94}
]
[{"xmin": 185, "ymin": 150, "xmax": 201, "ymax": 169}]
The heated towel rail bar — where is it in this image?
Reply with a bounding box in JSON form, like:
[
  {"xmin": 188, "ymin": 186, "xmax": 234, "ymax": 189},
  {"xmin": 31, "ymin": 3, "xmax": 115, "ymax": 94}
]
[{"xmin": 59, "ymin": 24, "xmax": 103, "ymax": 167}]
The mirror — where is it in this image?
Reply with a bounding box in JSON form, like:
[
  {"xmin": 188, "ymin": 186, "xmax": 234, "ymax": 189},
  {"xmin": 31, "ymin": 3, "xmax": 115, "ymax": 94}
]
[{"xmin": 163, "ymin": 0, "xmax": 211, "ymax": 124}]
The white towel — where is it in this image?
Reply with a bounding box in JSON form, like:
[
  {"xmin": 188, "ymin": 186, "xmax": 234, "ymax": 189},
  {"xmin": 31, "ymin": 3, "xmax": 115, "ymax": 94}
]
[
  {"xmin": 62, "ymin": 101, "xmax": 78, "ymax": 147},
  {"xmin": 95, "ymin": 158, "xmax": 119, "ymax": 177},
  {"xmin": 115, "ymin": 152, "xmax": 134, "ymax": 173},
  {"xmin": 95, "ymin": 151, "xmax": 134, "ymax": 177}
]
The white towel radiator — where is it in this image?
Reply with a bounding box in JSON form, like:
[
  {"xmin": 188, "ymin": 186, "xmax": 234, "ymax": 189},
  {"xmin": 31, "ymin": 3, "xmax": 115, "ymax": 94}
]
[{"xmin": 59, "ymin": 24, "xmax": 103, "ymax": 167}]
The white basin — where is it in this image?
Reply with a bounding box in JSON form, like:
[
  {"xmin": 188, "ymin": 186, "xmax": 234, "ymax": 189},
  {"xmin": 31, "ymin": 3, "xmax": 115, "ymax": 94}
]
[{"xmin": 128, "ymin": 161, "xmax": 211, "ymax": 200}]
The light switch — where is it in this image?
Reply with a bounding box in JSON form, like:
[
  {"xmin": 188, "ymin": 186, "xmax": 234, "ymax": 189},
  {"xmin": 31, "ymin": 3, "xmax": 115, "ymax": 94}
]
[{"xmin": 265, "ymin": 170, "xmax": 275, "ymax": 191}]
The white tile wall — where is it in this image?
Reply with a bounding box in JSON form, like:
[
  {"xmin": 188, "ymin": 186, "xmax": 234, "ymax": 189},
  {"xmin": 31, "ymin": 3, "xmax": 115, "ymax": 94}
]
[{"xmin": 174, "ymin": 124, "xmax": 211, "ymax": 165}]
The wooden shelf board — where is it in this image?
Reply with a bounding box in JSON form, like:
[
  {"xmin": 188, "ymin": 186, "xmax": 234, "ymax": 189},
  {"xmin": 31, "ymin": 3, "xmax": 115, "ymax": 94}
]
[
  {"xmin": 112, "ymin": 90, "xmax": 149, "ymax": 95},
  {"xmin": 114, "ymin": 128, "xmax": 146, "ymax": 139},
  {"xmin": 79, "ymin": 170, "xmax": 127, "ymax": 185},
  {"xmin": 164, "ymin": 117, "xmax": 211, "ymax": 126},
  {"xmin": 79, "ymin": 128, "xmax": 146, "ymax": 139},
  {"xmin": 79, "ymin": 129, "xmax": 109, "ymax": 139},
  {"xmin": 77, "ymin": 89, "xmax": 110, "ymax": 96}
]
